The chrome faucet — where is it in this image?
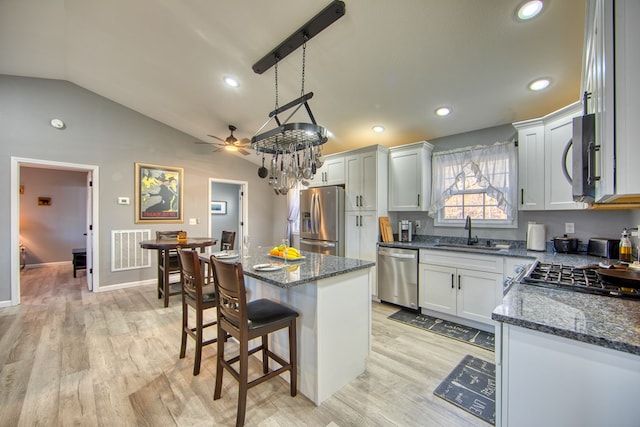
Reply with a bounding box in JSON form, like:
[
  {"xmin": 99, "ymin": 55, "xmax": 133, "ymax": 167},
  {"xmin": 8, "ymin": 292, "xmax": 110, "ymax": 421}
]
[{"xmin": 464, "ymin": 215, "xmax": 479, "ymax": 245}]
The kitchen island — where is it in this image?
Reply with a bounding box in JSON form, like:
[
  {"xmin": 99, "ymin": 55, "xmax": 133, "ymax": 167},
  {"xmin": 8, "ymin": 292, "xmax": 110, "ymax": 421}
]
[
  {"xmin": 492, "ymin": 283, "xmax": 640, "ymax": 427},
  {"xmin": 230, "ymin": 249, "xmax": 375, "ymax": 405}
]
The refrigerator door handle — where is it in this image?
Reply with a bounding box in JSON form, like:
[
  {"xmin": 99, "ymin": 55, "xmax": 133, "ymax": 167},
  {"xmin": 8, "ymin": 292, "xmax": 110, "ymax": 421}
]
[
  {"xmin": 312, "ymin": 193, "xmax": 321, "ymax": 234},
  {"xmin": 301, "ymin": 239, "xmax": 336, "ymax": 248}
]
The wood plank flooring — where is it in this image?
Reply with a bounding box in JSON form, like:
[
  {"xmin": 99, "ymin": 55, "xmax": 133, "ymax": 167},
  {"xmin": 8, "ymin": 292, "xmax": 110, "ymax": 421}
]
[{"xmin": 0, "ymin": 265, "xmax": 493, "ymax": 426}]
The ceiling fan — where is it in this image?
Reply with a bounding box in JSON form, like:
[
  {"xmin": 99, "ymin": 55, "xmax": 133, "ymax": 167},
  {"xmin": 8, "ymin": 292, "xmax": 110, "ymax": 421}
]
[{"xmin": 195, "ymin": 125, "xmax": 252, "ymax": 155}]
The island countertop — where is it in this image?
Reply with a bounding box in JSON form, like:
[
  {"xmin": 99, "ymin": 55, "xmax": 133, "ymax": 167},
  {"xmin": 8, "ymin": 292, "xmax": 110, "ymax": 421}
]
[{"xmin": 202, "ymin": 249, "xmax": 375, "ymax": 289}]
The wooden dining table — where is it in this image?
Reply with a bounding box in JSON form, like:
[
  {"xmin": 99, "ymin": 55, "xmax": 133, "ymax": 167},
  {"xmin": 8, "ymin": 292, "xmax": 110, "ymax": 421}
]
[{"xmin": 139, "ymin": 237, "xmax": 216, "ymax": 307}]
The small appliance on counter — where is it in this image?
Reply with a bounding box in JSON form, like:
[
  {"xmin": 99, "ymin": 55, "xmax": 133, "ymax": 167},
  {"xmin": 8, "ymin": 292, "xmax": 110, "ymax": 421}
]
[
  {"xmin": 587, "ymin": 238, "xmax": 620, "ymax": 259},
  {"xmin": 526, "ymin": 222, "xmax": 546, "ymax": 251},
  {"xmin": 552, "ymin": 235, "xmax": 580, "ymax": 254},
  {"xmin": 398, "ymin": 220, "xmax": 413, "ymax": 242}
]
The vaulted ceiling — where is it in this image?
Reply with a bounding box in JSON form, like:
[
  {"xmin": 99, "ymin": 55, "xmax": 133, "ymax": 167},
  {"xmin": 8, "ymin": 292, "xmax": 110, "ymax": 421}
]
[{"xmin": 0, "ymin": 0, "xmax": 585, "ymax": 162}]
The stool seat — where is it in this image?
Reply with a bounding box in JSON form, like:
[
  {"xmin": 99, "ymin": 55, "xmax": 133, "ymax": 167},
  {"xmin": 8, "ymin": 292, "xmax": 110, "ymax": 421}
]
[{"xmin": 72, "ymin": 248, "xmax": 86, "ymax": 278}]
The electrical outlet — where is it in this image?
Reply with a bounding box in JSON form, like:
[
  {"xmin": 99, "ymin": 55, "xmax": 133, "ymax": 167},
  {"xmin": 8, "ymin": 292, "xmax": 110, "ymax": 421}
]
[
  {"xmin": 117, "ymin": 197, "xmax": 129, "ymax": 205},
  {"xmin": 565, "ymin": 222, "xmax": 575, "ymax": 234},
  {"xmin": 415, "ymin": 220, "xmax": 421, "ymax": 229}
]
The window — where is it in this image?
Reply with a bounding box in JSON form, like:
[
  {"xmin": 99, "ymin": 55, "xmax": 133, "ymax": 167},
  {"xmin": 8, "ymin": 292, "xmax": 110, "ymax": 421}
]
[{"xmin": 429, "ymin": 141, "xmax": 517, "ymax": 228}]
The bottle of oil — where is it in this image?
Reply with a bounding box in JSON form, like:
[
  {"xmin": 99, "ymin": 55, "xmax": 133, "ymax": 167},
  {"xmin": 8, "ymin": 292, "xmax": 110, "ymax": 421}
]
[{"xmin": 619, "ymin": 229, "xmax": 633, "ymax": 263}]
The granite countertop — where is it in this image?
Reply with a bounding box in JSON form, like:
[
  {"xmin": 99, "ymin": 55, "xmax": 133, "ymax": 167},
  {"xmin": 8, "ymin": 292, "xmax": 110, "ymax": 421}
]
[
  {"xmin": 493, "ymin": 283, "xmax": 640, "ymax": 356},
  {"xmin": 206, "ymin": 249, "xmax": 374, "ymax": 289}
]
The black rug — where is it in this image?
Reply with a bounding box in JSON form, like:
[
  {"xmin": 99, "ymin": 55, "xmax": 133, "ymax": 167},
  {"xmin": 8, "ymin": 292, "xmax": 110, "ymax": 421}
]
[
  {"xmin": 434, "ymin": 355, "xmax": 496, "ymax": 425},
  {"xmin": 388, "ymin": 310, "xmax": 494, "ymax": 351}
]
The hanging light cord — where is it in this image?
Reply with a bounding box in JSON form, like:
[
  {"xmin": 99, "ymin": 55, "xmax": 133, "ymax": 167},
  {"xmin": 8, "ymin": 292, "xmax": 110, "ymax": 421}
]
[{"xmin": 274, "ymin": 56, "xmax": 279, "ymax": 113}]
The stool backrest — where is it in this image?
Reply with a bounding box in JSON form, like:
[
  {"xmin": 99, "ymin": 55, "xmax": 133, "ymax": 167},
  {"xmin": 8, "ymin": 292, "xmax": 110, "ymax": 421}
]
[
  {"xmin": 210, "ymin": 258, "xmax": 246, "ymax": 330},
  {"xmin": 220, "ymin": 231, "xmax": 236, "ymax": 251},
  {"xmin": 177, "ymin": 248, "xmax": 204, "ymax": 301}
]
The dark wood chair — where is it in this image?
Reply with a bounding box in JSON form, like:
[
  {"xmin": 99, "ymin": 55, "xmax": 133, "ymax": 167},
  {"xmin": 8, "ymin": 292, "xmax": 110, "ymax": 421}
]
[
  {"xmin": 210, "ymin": 258, "xmax": 299, "ymax": 427},
  {"xmin": 220, "ymin": 231, "xmax": 236, "ymax": 251},
  {"xmin": 156, "ymin": 230, "xmax": 185, "ymax": 307},
  {"xmin": 176, "ymin": 248, "xmax": 218, "ymax": 376}
]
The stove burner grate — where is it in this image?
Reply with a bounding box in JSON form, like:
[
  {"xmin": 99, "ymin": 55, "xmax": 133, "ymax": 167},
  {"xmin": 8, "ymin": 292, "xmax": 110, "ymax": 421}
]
[{"xmin": 523, "ymin": 262, "xmax": 640, "ymax": 300}]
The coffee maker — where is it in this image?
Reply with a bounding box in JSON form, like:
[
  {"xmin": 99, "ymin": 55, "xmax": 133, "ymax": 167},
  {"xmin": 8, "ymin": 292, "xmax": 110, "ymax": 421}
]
[{"xmin": 399, "ymin": 220, "xmax": 413, "ymax": 242}]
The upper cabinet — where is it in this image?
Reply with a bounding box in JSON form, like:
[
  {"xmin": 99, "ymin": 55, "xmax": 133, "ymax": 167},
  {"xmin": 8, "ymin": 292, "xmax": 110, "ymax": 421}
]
[
  {"xmin": 345, "ymin": 145, "xmax": 388, "ymax": 212},
  {"xmin": 583, "ymin": 0, "xmax": 640, "ymax": 203},
  {"xmin": 388, "ymin": 141, "xmax": 434, "ymax": 211},
  {"xmin": 514, "ymin": 102, "xmax": 587, "ymax": 211},
  {"xmin": 307, "ymin": 154, "xmax": 345, "ymax": 187}
]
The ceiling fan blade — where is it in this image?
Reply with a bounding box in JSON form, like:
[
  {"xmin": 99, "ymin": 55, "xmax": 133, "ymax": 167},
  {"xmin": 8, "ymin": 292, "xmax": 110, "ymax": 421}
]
[
  {"xmin": 207, "ymin": 134, "xmax": 225, "ymax": 143},
  {"xmin": 212, "ymin": 147, "xmax": 225, "ymax": 152},
  {"xmin": 237, "ymin": 138, "xmax": 251, "ymax": 146},
  {"xmin": 238, "ymin": 148, "xmax": 251, "ymax": 155},
  {"xmin": 194, "ymin": 140, "xmax": 219, "ymax": 145}
]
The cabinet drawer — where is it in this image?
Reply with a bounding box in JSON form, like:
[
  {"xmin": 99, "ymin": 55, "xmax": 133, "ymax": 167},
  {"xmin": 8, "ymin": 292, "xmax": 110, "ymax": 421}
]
[{"xmin": 419, "ymin": 249, "xmax": 504, "ymax": 274}]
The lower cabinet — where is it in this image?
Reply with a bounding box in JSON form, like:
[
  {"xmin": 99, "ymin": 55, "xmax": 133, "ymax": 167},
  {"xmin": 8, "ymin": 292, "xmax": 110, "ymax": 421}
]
[
  {"xmin": 346, "ymin": 211, "xmax": 378, "ymax": 294},
  {"xmin": 419, "ymin": 249, "xmax": 504, "ymax": 326}
]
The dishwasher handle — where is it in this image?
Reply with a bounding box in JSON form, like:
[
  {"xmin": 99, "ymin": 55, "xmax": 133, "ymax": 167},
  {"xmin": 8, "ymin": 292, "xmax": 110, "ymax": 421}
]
[{"xmin": 378, "ymin": 250, "xmax": 417, "ymax": 259}]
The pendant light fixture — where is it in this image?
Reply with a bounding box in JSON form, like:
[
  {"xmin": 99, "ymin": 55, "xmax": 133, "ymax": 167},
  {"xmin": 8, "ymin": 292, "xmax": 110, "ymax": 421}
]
[{"xmin": 250, "ymin": 1, "xmax": 346, "ymax": 194}]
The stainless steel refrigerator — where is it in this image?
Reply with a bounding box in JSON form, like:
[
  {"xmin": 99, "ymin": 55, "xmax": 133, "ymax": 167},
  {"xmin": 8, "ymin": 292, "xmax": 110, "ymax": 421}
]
[{"xmin": 299, "ymin": 186, "xmax": 344, "ymax": 256}]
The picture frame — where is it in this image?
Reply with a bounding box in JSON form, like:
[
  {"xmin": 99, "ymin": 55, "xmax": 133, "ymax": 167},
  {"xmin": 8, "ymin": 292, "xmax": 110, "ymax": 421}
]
[
  {"xmin": 135, "ymin": 162, "xmax": 184, "ymax": 223},
  {"xmin": 211, "ymin": 201, "xmax": 227, "ymax": 215}
]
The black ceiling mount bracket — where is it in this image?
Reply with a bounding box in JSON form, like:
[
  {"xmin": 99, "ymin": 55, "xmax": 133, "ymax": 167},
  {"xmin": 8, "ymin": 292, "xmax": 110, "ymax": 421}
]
[{"xmin": 252, "ymin": 0, "xmax": 346, "ymax": 74}]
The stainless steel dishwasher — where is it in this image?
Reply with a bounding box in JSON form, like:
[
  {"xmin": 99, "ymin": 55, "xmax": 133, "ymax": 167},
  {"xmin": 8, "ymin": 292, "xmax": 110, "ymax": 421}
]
[{"xmin": 377, "ymin": 246, "xmax": 418, "ymax": 309}]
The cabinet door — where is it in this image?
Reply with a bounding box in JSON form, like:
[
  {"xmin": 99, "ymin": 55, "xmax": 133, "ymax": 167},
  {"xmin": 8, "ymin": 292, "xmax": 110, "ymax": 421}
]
[
  {"xmin": 419, "ymin": 263, "xmax": 457, "ymax": 315},
  {"xmin": 544, "ymin": 111, "xmax": 586, "ymax": 210},
  {"xmin": 456, "ymin": 268, "xmax": 503, "ymax": 324},
  {"xmin": 345, "ymin": 211, "xmax": 377, "ymax": 262},
  {"xmin": 517, "ymin": 125, "xmax": 545, "ymax": 210},
  {"xmin": 389, "ymin": 148, "xmax": 422, "ymax": 211},
  {"xmin": 359, "ymin": 151, "xmax": 378, "ymax": 211},
  {"xmin": 324, "ymin": 156, "xmax": 345, "ymax": 186},
  {"xmin": 345, "ymin": 154, "xmax": 361, "ymax": 210}
]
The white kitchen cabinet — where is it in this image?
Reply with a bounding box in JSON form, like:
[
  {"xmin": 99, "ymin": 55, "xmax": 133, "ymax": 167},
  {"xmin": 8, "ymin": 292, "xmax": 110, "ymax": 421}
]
[
  {"xmin": 345, "ymin": 145, "xmax": 388, "ymax": 212},
  {"xmin": 345, "ymin": 211, "xmax": 377, "ymax": 261},
  {"xmin": 496, "ymin": 323, "xmax": 640, "ymax": 427},
  {"xmin": 419, "ymin": 249, "xmax": 503, "ymax": 327},
  {"xmin": 388, "ymin": 141, "xmax": 434, "ymax": 211},
  {"xmin": 306, "ymin": 154, "xmax": 345, "ymax": 187},
  {"xmin": 514, "ymin": 102, "xmax": 586, "ymax": 211},
  {"xmin": 582, "ymin": 0, "xmax": 640, "ymax": 203}
]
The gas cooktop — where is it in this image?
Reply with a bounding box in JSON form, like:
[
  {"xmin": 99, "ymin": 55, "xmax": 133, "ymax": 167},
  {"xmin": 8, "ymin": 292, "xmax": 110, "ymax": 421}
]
[{"xmin": 523, "ymin": 261, "xmax": 640, "ymax": 300}]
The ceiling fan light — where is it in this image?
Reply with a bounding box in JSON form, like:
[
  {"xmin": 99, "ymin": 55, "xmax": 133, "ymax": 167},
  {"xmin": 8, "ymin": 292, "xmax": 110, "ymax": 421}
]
[
  {"xmin": 223, "ymin": 76, "xmax": 239, "ymax": 87},
  {"xmin": 516, "ymin": 1, "xmax": 543, "ymax": 20},
  {"xmin": 225, "ymin": 145, "xmax": 239, "ymax": 152},
  {"xmin": 529, "ymin": 78, "xmax": 550, "ymax": 91}
]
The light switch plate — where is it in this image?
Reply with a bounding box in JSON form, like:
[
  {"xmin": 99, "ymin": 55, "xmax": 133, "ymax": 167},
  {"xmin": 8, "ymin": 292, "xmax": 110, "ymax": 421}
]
[{"xmin": 189, "ymin": 218, "xmax": 198, "ymax": 225}]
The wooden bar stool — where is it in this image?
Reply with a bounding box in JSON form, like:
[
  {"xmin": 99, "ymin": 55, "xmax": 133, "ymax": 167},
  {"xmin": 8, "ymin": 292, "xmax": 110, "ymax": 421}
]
[
  {"xmin": 210, "ymin": 258, "xmax": 299, "ymax": 427},
  {"xmin": 176, "ymin": 248, "xmax": 218, "ymax": 376}
]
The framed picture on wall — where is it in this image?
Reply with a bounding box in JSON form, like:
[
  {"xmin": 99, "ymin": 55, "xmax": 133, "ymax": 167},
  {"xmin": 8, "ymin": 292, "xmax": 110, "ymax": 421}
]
[
  {"xmin": 211, "ymin": 201, "xmax": 227, "ymax": 215},
  {"xmin": 135, "ymin": 162, "xmax": 184, "ymax": 223}
]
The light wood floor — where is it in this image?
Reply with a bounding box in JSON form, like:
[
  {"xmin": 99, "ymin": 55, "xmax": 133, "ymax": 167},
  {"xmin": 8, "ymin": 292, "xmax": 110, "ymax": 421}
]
[{"xmin": 0, "ymin": 265, "xmax": 493, "ymax": 426}]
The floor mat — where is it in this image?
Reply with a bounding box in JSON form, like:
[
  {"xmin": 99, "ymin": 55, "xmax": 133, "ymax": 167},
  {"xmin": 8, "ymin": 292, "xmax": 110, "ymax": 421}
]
[
  {"xmin": 388, "ymin": 309, "xmax": 494, "ymax": 351},
  {"xmin": 434, "ymin": 355, "xmax": 496, "ymax": 425}
]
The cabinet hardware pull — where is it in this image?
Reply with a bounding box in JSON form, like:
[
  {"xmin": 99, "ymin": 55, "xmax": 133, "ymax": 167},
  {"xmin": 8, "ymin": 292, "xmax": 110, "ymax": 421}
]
[
  {"xmin": 417, "ymin": 194, "xmax": 420, "ymax": 206},
  {"xmin": 458, "ymin": 275, "xmax": 461, "ymax": 290},
  {"xmin": 521, "ymin": 188, "xmax": 524, "ymax": 205},
  {"xmin": 451, "ymin": 274, "xmax": 454, "ymax": 289}
]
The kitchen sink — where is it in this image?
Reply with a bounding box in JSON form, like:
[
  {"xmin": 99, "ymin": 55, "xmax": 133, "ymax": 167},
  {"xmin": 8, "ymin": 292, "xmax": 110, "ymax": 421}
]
[{"xmin": 433, "ymin": 243, "xmax": 504, "ymax": 252}]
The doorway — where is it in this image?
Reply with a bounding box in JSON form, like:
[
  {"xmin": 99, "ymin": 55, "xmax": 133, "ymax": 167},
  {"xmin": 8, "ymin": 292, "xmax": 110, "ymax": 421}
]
[
  {"xmin": 209, "ymin": 178, "xmax": 248, "ymax": 254},
  {"xmin": 10, "ymin": 157, "xmax": 99, "ymax": 306}
]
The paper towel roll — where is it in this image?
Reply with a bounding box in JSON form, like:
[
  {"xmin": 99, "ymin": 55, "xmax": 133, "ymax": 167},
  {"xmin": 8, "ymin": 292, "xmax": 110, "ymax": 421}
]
[{"xmin": 527, "ymin": 223, "xmax": 546, "ymax": 251}]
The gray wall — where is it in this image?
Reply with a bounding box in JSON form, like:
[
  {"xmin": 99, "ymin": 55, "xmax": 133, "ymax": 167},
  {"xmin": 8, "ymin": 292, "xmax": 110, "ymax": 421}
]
[
  {"xmin": 391, "ymin": 123, "xmax": 638, "ymax": 245},
  {"xmin": 20, "ymin": 167, "xmax": 87, "ymax": 264},
  {"xmin": 1, "ymin": 75, "xmax": 277, "ymax": 301}
]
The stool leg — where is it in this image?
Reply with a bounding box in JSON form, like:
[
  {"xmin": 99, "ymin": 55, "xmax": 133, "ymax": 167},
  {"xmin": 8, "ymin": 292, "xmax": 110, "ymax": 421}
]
[
  {"xmin": 180, "ymin": 298, "xmax": 188, "ymax": 360},
  {"xmin": 261, "ymin": 335, "xmax": 269, "ymax": 374},
  {"xmin": 193, "ymin": 305, "xmax": 203, "ymax": 376},
  {"xmin": 214, "ymin": 324, "xmax": 225, "ymax": 400},
  {"xmin": 289, "ymin": 320, "xmax": 297, "ymax": 397},
  {"xmin": 236, "ymin": 337, "xmax": 249, "ymax": 427}
]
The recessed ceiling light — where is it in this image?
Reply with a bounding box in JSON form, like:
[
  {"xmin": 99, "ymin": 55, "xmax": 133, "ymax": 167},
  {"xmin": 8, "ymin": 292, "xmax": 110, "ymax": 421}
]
[
  {"xmin": 50, "ymin": 118, "xmax": 66, "ymax": 129},
  {"xmin": 528, "ymin": 78, "xmax": 550, "ymax": 91},
  {"xmin": 516, "ymin": 1, "xmax": 543, "ymax": 20},
  {"xmin": 223, "ymin": 76, "xmax": 239, "ymax": 87},
  {"xmin": 435, "ymin": 107, "xmax": 452, "ymax": 117},
  {"xmin": 372, "ymin": 125, "xmax": 385, "ymax": 133}
]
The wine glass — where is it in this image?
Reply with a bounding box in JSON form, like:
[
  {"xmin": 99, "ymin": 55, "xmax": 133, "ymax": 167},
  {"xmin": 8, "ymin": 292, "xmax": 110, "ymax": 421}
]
[
  {"xmin": 243, "ymin": 235, "xmax": 251, "ymax": 259},
  {"xmin": 281, "ymin": 238, "xmax": 290, "ymax": 265}
]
